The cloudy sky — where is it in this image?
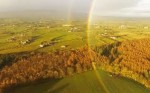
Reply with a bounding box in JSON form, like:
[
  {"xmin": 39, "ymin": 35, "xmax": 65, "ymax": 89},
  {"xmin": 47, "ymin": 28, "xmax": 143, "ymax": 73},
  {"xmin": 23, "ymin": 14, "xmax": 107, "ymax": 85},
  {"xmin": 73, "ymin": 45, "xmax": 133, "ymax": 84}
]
[
  {"xmin": 92, "ymin": 0, "xmax": 150, "ymax": 17},
  {"xmin": 0, "ymin": 0, "xmax": 91, "ymax": 12},
  {"xmin": 0, "ymin": 0, "xmax": 149, "ymax": 17}
]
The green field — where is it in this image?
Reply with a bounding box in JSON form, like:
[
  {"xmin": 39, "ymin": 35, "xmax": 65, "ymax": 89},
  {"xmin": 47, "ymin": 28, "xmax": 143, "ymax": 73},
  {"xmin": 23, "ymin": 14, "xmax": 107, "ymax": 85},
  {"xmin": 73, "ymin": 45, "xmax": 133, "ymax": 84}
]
[
  {"xmin": 0, "ymin": 18, "xmax": 87, "ymax": 54},
  {"xmin": 88, "ymin": 20, "xmax": 150, "ymax": 47},
  {"xmin": 10, "ymin": 70, "xmax": 150, "ymax": 93},
  {"xmin": 0, "ymin": 18, "xmax": 150, "ymax": 54}
]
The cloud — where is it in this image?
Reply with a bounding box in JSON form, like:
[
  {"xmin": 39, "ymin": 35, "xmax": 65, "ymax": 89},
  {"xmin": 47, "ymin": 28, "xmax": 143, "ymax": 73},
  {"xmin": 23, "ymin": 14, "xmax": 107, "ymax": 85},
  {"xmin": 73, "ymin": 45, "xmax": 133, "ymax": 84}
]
[
  {"xmin": 0, "ymin": 0, "xmax": 92, "ymax": 12},
  {"xmin": 91, "ymin": 0, "xmax": 150, "ymax": 17},
  {"xmin": 93, "ymin": 0, "xmax": 141, "ymax": 11},
  {"xmin": 0, "ymin": 0, "xmax": 149, "ymax": 17},
  {"xmin": 0, "ymin": 0, "xmax": 141, "ymax": 12},
  {"xmin": 0, "ymin": 0, "xmax": 68, "ymax": 11},
  {"xmin": 119, "ymin": 0, "xmax": 150, "ymax": 17}
]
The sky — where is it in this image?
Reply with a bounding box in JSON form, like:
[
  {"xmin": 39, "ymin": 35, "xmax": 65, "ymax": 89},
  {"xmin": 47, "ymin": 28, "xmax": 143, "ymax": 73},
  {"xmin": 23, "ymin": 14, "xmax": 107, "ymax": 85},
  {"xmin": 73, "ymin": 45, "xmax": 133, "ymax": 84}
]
[
  {"xmin": 92, "ymin": 0, "xmax": 150, "ymax": 17},
  {"xmin": 0, "ymin": 0, "xmax": 92, "ymax": 12},
  {"xmin": 0, "ymin": 0, "xmax": 149, "ymax": 17}
]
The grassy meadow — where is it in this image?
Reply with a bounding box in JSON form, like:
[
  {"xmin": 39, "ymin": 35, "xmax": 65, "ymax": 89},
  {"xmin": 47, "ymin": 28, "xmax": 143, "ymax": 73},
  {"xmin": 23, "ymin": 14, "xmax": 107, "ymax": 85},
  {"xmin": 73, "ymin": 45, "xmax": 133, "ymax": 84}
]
[
  {"xmin": 10, "ymin": 70, "xmax": 150, "ymax": 93},
  {"xmin": 0, "ymin": 18, "xmax": 87, "ymax": 54},
  {"xmin": 0, "ymin": 18, "xmax": 150, "ymax": 54}
]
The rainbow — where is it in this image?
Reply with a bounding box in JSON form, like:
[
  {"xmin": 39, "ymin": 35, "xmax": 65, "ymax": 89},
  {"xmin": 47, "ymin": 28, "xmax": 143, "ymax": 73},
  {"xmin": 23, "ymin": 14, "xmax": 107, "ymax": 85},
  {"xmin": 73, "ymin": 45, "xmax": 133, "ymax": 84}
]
[
  {"xmin": 66, "ymin": 0, "xmax": 98, "ymax": 48},
  {"xmin": 86, "ymin": 0, "xmax": 96, "ymax": 48},
  {"xmin": 87, "ymin": 1, "xmax": 109, "ymax": 92},
  {"xmin": 66, "ymin": 0, "xmax": 97, "ymax": 48},
  {"xmin": 66, "ymin": 1, "xmax": 109, "ymax": 92},
  {"xmin": 66, "ymin": 0, "xmax": 74, "ymax": 25}
]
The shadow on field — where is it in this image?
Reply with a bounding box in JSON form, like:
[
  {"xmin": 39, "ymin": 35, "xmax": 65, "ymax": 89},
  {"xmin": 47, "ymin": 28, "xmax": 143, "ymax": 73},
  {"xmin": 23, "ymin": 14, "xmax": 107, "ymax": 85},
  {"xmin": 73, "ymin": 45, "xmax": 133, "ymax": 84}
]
[
  {"xmin": 5, "ymin": 78, "xmax": 69, "ymax": 93},
  {"xmin": 51, "ymin": 35, "xmax": 66, "ymax": 42},
  {"xmin": 48, "ymin": 83, "xmax": 69, "ymax": 93}
]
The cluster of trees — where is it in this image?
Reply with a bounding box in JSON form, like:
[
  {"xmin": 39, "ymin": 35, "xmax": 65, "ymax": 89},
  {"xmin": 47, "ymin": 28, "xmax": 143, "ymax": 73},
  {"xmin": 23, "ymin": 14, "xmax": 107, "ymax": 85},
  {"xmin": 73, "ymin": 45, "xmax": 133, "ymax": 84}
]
[
  {"xmin": 99, "ymin": 38, "xmax": 150, "ymax": 88},
  {"xmin": 0, "ymin": 47, "xmax": 107, "ymax": 92},
  {"xmin": 1, "ymin": 38, "xmax": 150, "ymax": 92}
]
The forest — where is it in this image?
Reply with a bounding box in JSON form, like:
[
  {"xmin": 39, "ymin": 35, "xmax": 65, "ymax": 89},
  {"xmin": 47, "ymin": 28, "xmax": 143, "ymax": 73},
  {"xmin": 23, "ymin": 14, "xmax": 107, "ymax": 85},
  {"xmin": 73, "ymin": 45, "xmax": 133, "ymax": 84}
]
[
  {"xmin": 97, "ymin": 38, "xmax": 150, "ymax": 88},
  {"xmin": 0, "ymin": 38, "xmax": 150, "ymax": 92},
  {"xmin": 0, "ymin": 46, "xmax": 106, "ymax": 92}
]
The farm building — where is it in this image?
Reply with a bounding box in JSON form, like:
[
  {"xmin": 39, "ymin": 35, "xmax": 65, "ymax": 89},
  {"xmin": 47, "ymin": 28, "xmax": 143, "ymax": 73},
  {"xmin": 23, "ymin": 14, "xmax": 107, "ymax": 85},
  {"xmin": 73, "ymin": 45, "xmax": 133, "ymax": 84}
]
[
  {"xmin": 20, "ymin": 39, "xmax": 32, "ymax": 45},
  {"xmin": 62, "ymin": 24, "xmax": 72, "ymax": 27},
  {"xmin": 68, "ymin": 27, "xmax": 78, "ymax": 32},
  {"xmin": 39, "ymin": 41, "xmax": 56, "ymax": 48},
  {"xmin": 110, "ymin": 36, "xmax": 117, "ymax": 40},
  {"xmin": 144, "ymin": 26, "xmax": 149, "ymax": 29},
  {"xmin": 119, "ymin": 25, "xmax": 127, "ymax": 29},
  {"xmin": 61, "ymin": 45, "xmax": 69, "ymax": 48}
]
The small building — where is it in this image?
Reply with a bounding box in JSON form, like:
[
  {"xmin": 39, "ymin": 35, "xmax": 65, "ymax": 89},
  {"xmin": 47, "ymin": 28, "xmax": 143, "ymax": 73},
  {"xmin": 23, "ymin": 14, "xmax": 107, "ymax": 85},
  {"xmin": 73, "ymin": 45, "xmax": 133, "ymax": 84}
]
[
  {"xmin": 8, "ymin": 36, "xmax": 17, "ymax": 42},
  {"xmin": 62, "ymin": 24, "xmax": 72, "ymax": 27},
  {"xmin": 61, "ymin": 45, "xmax": 66, "ymax": 48},
  {"xmin": 68, "ymin": 27, "xmax": 78, "ymax": 32},
  {"xmin": 20, "ymin": 34, "xmax": 25, "ymax": 37},
  {"xmin": 21, "ymin": 41, "xmax": 27, "ymax": 45},
  {"xmin": 46, "ymin": 26, "xmax": 50, "ymax": 29},
  {"xmin": 20, "ymin": 39, "xmax": 32, "ymax": 45},
  {"xmin": 144, "ymin": 26, "xmax": 149, "ymax": 29},
  {"xmin": 101, "ymin": 33, "xmax": 108, "ymax": 37},
  {"xmin": 39, "ymin": 44, "xmax": 44, "ymax": 48},
  {"xmin": 39, "ymin": 41, "xmax": 49, "ymax": 48},
  {"xmin": 109, "ymin": 74, "xmax": 113, "ymax": 77},
  {"xmin": 104, "ymin": 30, "xmax": 108, "ymax": 32},
  {"xmin": 39, "ymin": 41, "xmax": 56, "ymax": 48},
  {"xmin": 61, "ymin": 45, "xmax": 69, "ymax": 48},
  {"xmin": 110, "ymin": 36, "xmax": 117, "ymax": 40},
  {"xmin": 119, "ymin": 25, "xmax": 127, "ymax": 29}
]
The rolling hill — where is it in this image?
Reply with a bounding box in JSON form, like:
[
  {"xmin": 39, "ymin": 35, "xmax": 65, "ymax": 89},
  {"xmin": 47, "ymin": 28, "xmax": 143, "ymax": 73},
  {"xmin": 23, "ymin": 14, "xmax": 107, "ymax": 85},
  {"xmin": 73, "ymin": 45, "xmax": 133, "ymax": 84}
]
[{"xmin": 10, "ymin": 70, "xmax": 150, "ymax": 93}]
